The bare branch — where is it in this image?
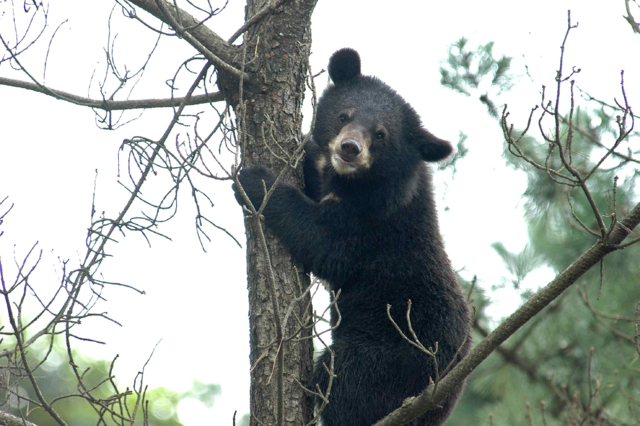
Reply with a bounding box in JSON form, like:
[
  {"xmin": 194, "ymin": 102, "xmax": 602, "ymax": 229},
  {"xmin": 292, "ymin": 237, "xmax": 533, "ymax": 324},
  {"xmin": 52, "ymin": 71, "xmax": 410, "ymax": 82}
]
[
  {"xmin": 635, "ymin": 303, "xmax": 640, "ymax": 356},
  {"xmin": 625, "ymin": 0, "xmax": 640, "ymax": 34},
  {"xmin": 0, "ymin": 411, "xmax": 38, "ymax": 426},
  {"xmin": 374, "ymin": 201, "xmax": 640, "ymax": 426},
  {"xmin": 474, "ymin": 322, "xmax": 538, "ymax": 380},
  {"xmin": 0, "ymin": 76, "xmax": 224, "ymax": 110},
  {"xmin": 560, "ymin": 115, "xmax": 640, "ymax": 165},
  {"xmin": 2, "ymin": 267, "xmax": 67, "ymax": 424},
  {"xmin": 125, "ymin": 0, "xmax": 247, "ymax": 80},
  {"xmin": 227, "ymin": 0, "xmax": 293, "ymax": 44}
]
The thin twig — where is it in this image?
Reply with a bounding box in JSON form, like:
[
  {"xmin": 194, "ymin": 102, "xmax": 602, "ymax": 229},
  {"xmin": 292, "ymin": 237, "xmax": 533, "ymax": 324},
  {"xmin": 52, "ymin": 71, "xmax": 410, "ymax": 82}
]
[{"xmin": 227, "ymin": 0, "xmax": 294, "ymax": 44}]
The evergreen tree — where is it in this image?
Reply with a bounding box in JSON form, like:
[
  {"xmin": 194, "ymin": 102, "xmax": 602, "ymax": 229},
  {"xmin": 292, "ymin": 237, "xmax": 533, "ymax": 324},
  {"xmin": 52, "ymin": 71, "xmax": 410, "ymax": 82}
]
[{"xmin": 442, "ymin": 35, "xmax": 640, "ymax": 426}]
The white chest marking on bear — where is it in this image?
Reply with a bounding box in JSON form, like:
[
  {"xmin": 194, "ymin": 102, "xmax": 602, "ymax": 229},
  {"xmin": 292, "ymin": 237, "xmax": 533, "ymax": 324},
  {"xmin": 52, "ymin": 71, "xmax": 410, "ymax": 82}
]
[{"xmin": 320, "ymin": 192, "xmax": 341, "ymax": 203}]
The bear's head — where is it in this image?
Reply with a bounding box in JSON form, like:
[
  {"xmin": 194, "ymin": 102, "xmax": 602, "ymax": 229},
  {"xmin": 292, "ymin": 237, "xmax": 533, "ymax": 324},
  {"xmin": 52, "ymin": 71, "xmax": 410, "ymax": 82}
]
[{"xmin": 312, "ymin": 48, "xmax": 452, "ymax": 179}]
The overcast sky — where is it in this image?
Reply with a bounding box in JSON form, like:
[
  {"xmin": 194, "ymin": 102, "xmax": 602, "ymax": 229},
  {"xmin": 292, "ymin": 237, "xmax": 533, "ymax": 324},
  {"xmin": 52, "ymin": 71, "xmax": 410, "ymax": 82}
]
[{"xmin": 1, "ymin": 1, "xmax": 639, "ymax": 423}]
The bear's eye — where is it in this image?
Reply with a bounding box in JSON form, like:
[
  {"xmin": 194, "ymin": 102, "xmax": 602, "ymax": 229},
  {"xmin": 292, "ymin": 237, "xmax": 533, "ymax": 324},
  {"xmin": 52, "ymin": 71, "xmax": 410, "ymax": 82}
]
[
  {"xmin": 338, "ymin": 114, "xmax": 347, "ymax": 123},
  {"xmin": 375, "ymin": 131, "xmax": 385, "ymax": 141}
]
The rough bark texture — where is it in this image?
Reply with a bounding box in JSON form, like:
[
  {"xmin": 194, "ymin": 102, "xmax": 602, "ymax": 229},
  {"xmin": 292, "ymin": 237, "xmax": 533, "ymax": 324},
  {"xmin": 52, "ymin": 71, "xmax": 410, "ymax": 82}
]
[
  {"xmin": 218, "ymin": 1, "xmax": 318, "ymax": 424},
  {"xmin": 0, "ymin": 411, "xmax": 38, "ymax": 426}
]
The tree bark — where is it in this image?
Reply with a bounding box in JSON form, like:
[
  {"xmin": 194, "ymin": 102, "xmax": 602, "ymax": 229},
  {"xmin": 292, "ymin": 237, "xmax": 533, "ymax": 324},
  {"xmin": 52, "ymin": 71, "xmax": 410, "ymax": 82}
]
[
  {"xmin": 124, "ymin": 1, "xmax": 318, "ymax": 423},
  {"xmin": 0, "ymin": 411, "xmax": 38, "ymax": 426},
  {"xmin": 217, "ymin": 1, "xmax": 318, "ymax": 424}
]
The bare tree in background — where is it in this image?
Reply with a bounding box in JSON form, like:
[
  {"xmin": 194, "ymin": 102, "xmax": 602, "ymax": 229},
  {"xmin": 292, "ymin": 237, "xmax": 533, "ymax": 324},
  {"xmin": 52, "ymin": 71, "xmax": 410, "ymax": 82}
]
[
  {"xmin": 0, "ymin": 0, "xmax": 319, "ymax": 424},
  {"xmin": 1, "ymin": 3, "xmax": 640, "ymax": 426}
]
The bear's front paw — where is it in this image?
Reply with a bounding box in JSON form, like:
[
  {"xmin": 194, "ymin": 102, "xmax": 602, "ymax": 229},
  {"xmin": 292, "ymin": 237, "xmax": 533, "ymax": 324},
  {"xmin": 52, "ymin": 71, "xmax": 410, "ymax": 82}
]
[{"xmin": 232, "ymin": 165, "xmax": 277, "ymax": 211}]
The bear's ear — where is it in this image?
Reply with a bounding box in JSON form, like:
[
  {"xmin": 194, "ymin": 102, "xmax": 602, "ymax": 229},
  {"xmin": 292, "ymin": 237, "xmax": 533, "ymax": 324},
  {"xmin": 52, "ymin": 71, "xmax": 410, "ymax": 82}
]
[
  {"xmin": 328, "ymin": 48, "xmax": 361, "ymax": 84},
  {"xmin": 416, "ymin": 128, "xmax": 453, "ymax": 162}
]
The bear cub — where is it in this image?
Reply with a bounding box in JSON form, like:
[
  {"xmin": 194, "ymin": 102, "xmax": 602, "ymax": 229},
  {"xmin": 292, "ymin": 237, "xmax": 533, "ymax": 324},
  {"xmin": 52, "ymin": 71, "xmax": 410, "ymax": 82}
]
[{"xmin": 234, "ymin": 48, "xmax": 470, "ymax": 426}]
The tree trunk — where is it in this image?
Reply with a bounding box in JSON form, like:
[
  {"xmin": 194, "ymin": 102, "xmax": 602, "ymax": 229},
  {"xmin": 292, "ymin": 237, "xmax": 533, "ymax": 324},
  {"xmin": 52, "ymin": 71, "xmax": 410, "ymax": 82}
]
[{"xmin": 219, "ymin": 1, "xmax": 318, "ymax": 424}]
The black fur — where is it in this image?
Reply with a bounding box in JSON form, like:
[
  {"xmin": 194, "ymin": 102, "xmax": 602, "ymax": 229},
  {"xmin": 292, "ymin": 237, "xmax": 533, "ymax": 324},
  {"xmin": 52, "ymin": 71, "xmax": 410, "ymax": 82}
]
[
  {"xmin": 328, "ymin": 48, "xmax": 361, "ymax": 83},
  {"xmin": 233, "ymin": 49, "xmax": 470, "ymax": 426}
]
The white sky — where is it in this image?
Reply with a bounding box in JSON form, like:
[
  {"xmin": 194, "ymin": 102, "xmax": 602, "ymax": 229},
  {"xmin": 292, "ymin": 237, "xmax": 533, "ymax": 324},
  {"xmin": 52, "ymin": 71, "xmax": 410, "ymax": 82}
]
[{"xmin": 0, "ymin": 0, "xmax": 639, "ymax": 424}]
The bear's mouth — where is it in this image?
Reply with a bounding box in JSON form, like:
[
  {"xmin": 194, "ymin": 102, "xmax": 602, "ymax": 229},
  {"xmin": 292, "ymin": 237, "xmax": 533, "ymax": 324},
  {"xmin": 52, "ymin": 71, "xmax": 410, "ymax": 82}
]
[
  {"xmin": 334, "ymin": 153, "xmax": 353, "ymax": 165},
  {"xmin": 331, "ymin": 153, "xmax": 358, "ymax": 174}
]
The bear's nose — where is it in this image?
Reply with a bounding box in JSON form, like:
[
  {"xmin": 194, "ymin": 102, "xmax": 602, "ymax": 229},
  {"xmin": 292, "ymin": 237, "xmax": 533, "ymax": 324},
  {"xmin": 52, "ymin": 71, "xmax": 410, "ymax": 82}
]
[{"xmin": 340, "ymin": 139, "xmax": 362, "ymax": 161}]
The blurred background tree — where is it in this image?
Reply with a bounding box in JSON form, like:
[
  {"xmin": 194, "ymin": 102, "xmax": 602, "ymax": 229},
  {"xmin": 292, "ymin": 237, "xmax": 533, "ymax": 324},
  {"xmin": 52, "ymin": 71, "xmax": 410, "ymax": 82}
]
[
  {"xmin": 0, "ymin": 338, "xmax": 229, "ymax": 426},
  {"xmin": 442, "ymin": 34, "xmax": 640, "ymax": 425}
]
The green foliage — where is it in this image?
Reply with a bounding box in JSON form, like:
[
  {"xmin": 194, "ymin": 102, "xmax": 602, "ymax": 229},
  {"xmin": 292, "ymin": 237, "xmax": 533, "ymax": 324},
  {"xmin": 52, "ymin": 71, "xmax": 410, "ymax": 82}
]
[
  {"xmin": 442, "ymin": 37, "xmax": 640, "ymax": 425},
  {"xmin": 2, "ymin": 341, "xmax": 221, "ymax": 426},
  {"xmin": 440, "ymin": 37, "xmax": 514, "ymax": 118},
  {"xmin": 142, "ymin": 382, "xmax": 221, "ymax": 426},
  {"xmin": 438, "ymin": 132, "xmax": 469, "ymax": 178},
  {"xmin": 491, "ymin": 243, "xmax": 543, "ymax": 289}
]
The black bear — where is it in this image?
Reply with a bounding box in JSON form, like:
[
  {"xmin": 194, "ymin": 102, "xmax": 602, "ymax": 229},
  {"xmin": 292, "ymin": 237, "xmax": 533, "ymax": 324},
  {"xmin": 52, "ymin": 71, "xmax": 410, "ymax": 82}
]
[{"xmin": 233, "ymin": 48, "xmax": 470, "ymax": 426}]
